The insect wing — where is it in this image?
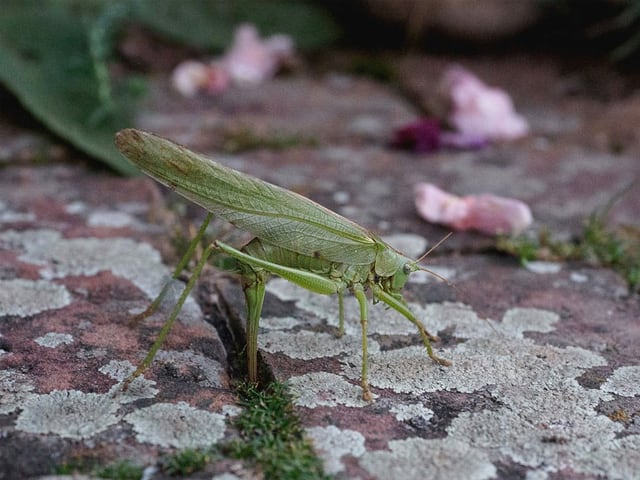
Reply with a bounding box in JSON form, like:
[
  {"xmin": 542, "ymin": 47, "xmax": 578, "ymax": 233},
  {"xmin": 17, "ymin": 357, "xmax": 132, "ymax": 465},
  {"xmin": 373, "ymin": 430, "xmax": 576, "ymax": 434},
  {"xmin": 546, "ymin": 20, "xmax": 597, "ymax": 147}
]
[{"xmin": 116, "ymin": 129, "xmax": 378, "ymax": 264}]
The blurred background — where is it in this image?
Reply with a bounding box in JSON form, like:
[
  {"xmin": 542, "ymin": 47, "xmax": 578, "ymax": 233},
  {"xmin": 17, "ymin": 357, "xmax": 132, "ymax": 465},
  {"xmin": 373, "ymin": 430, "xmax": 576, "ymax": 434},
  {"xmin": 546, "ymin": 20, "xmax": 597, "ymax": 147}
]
[{"xmin": 1, "ymin": 0, "xmax": 639, "ymax": 174}]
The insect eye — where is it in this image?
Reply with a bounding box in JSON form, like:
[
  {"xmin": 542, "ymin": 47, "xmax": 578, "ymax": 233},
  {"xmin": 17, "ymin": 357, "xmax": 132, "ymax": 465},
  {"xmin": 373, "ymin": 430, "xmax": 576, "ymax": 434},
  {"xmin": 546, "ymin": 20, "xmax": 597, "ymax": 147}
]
[{"xmin": 403, "ymin": 264, "xmax": 412, "ymax": 275}]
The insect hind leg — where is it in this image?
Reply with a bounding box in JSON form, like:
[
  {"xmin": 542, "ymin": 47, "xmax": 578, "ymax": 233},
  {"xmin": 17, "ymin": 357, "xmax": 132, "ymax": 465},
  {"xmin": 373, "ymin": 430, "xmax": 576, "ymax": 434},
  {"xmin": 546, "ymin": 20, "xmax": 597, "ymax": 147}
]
[{"xmin": 240, "ymin": 268, "xmax": 268, "ymax": 384}]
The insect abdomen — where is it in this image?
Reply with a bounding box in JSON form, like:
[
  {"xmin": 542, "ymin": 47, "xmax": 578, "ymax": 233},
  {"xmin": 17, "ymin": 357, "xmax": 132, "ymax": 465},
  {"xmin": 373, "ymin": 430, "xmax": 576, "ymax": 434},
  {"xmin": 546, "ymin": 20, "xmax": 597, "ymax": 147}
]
[{"xmin": 242, "ymin": 238, "xmax": 333, "ymax": 275}]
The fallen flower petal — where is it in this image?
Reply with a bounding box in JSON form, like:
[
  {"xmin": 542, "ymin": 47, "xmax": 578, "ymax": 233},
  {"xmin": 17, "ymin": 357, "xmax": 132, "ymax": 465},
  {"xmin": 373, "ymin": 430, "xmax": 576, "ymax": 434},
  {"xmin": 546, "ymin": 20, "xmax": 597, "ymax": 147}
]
[
  {"xmin": 171, "ymin": 61, "xmax": 211, "ymax": 97},
  {"xmin": 442, "ymin": 65, "xmax": 529, "ymax": 141},
  {"xmin": 171, "ymin": 23, "xmax": 294, "ymax": 97},
  {"xmin": 414, "ymin": 183, "xmax": 469, "ymax": 224},
  {"xmin": 391, "ymin": 118, "xmax": 488, "ymax": 153},
  {"xmin": 202, "ymin": 63, "xmax": 232, "ymax": 95},
  {"xmin": 439, "ymin": 130, "xmax": 489, "ymax": 150},
  {"xmin": 415, "ymin": 183, "xmax": 532, "ymax": 235},
  {"xmin": 222, "ymin": 23, "xmax": 294, "ymax": 86},
  {"xmin": 172, "ymin": 61, "xmax": 230, "ymax": 96},
  {"xmin": 392, "ymin": 118, "xmax": 441, "ymax": 153},
  {"xmin": 456, "ymin": 193, "xmax": 533, "ymax": 235}
]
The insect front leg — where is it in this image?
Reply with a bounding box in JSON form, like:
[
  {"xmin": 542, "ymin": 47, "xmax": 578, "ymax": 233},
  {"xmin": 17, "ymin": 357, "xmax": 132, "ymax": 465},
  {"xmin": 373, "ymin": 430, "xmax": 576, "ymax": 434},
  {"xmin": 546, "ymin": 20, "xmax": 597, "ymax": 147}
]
[
  {"xmin": 372, "ymin": 285, "xmax": 451, "ymax": 367},
  {"xmin": 337, "ymin": 289, "xmax": 345, "ymax": 337}
]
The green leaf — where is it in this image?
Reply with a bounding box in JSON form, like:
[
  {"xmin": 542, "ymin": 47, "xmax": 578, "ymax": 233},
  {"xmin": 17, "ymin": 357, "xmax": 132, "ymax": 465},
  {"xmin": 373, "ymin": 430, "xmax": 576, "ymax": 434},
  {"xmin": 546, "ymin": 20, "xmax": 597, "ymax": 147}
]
[
  {"xmin": 132, "ymin": 0, "xmax": 339, "ymax": 51},
  {"xmin": 0, "ymin": 1, "xmax": 139, "ymax": 174}
]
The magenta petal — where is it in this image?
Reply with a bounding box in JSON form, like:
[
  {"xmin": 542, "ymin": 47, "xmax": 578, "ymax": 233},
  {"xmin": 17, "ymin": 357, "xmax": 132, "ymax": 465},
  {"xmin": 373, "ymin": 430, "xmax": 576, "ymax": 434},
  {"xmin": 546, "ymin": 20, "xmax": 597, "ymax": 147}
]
[{"xmin": 392, "ymin": 118, "xmax": 442, "ymax": 153}]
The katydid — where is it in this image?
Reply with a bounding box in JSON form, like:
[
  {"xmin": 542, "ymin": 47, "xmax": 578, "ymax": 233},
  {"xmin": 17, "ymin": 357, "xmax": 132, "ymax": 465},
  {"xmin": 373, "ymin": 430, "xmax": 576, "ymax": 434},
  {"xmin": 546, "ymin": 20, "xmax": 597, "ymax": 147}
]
[{"xmin": 115, "ymin": 128, "xmax": 450, "ymax": 401}]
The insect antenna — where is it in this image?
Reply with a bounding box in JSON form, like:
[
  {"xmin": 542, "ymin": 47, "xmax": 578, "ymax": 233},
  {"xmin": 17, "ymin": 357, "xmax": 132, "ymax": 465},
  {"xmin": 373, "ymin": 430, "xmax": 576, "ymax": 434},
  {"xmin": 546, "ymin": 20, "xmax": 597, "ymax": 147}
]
[
  {"xmin": 413, "ymin": 233, "xmax": 497, "ymax": 333},
  {"xmin": 415, "ymin": 232, "xmax": 453, "ymax": 264},
  {"xmin": 417, "ymin": 265, "xmax": 456, "ymax": 288},
  {"xmin": 412, "ymin": 232, "xmax": 461, "ymax": 293}
]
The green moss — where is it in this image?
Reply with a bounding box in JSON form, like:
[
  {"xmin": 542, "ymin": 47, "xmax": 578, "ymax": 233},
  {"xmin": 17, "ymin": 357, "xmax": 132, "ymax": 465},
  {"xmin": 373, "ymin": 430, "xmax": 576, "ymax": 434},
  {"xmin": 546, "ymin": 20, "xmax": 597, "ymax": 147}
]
[
  {"xmin": 163, "ymin": 447, "xmax": 219, "ymax": 476},
  {"xmin": 54, "ymin": 459, "xmax": 92, "ymax": 476},
  {"xmin": 496, "ymin": 226, "xmax": 580, "ymax": 266},
  {"xmin": 55, "ymin": 459, "xmax": 143, "ymax": 480},
  {"xmin": 226, "ymin": 382, "xmax": 329, "ymax": 480},
  {"xmin": 94, "ymin": 460, "xmax": 144, "ymax": 480},
  {"xmin": 496, "ymin": 215, "xmax": 639, "ymax": 292},
  {"xmin": 580, "ymin": 215, "xmax": 639, "ymax": 290}
]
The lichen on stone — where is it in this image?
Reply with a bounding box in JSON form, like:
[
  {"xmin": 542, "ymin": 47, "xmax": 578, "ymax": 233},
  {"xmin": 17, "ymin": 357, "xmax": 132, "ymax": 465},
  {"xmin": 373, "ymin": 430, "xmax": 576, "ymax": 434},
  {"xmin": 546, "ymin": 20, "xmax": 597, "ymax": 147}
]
[
  {"xmin": 270, "ymin": 283, "xmax": 639, "ymax": 478},
  {"xmin": 407, "ymin": 265, "xmax": 457, "ymax": 285},
  {"xmin": 99, "ymin": 360, "xmax": 159, "ymax": 403},
  {"xmin": 87, "ymin": 210, "xmax": 139, "ymax": 228},
  {"xmin": 0, "ymin": 229, "xmax": 201, "ymax": 324},
  {"xmin": 600, "ymin": 365, "xmax": 640, "ymax": 397},
  {"xmin": 524, "ymin": 261, "xmax": 562, "ymax": 274},
  {"xmin": 306, "ymin": 425, "xmax": 366, "ymax": 474},
  {"xmin": 0, "ymin": 278, "xmax": 71, "ymax": 317},
  {"xmin": 341, "ymin": 303, "xmax": 637, "ymax": 478},
  {"xmin": 99, "ymin": 359, "xmax": 138, "ymax": 380},
  {"xmin": 34, "ymin": 332, "xmax": 74, "ymax": 348},
  {"xmin": 15, "ymin": 390, "xmax": 120, "ymax": 439},
  {"xmin": 390, "ymin": 402, "xmax": 434, "ymax": 422},
  {"xmin": 360, "ymin": 437, "xmax": 496, "ymax": 480},
  {"xmin": 258, "ymin": 330, "xmax": 380, "ymax": 361},
  {"xmin": 124, "ymin": 402, "xmax": 226, "ymax": 448},
  {"xmin": 0, "ymin": 369, "xmax": 36, "ymax": 414},
  {"xmin": 260, "ymin": 315, "xmax": 301, "ymax": 330},
  {"xmin": 0, "ymin": 200, "xmax": 36, "ymax": 223},
  {"xmin": 381, "ymin": 233, "xmax": 428, "ymax": 260},
  {"xmin": 288, "ymin": 372, "xmax": 369, "ymax": 408}
]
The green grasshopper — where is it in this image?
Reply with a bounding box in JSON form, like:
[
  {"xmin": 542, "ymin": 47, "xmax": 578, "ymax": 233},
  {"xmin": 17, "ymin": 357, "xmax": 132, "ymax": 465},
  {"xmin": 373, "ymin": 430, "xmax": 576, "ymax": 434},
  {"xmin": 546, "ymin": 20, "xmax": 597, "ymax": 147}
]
[{"xmin": 115, "ymin": 128, "xmax": 450, "ymax": 400}]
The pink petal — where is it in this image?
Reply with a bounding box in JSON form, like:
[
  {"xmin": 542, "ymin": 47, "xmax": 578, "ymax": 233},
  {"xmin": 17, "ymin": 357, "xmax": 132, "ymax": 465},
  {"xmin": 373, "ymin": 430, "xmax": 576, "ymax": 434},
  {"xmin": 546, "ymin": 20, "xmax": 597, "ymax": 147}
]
[
  {"xmin": 171, "ymin": 23, "xmax": 294, "ymax": 97},
  {"xmin": 222, "ymin": 23, "xmax": 294, "ymax": 86},
  {"xmin": 442, "ymin": 65, "xmax": 529, "ymax": 141},
  {"xmin": 172, "ymin": 61, "xmax": 230, "ymax": 96},
  {"xmin": 414, "ymin": 183, "xmax": 532, "ymax": 235},
  {"xmin": 414, "ymin": 183, "xmax": 469, "ymax": 225},
  {"xmin": 171, "ymin": 61, "xmax": 210, "ymax": 97},
  {"xmin": 203, "ymin": 63, "xmax": 231, "ymax": 94},
  {"xmin": 456, "ymin": 194, "xmax": 533, "ymax": 235}
]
